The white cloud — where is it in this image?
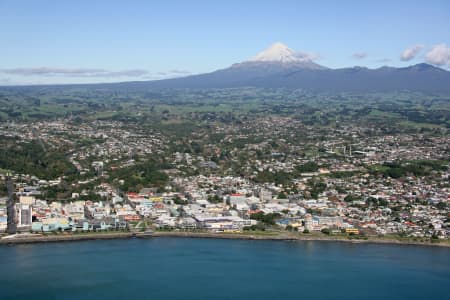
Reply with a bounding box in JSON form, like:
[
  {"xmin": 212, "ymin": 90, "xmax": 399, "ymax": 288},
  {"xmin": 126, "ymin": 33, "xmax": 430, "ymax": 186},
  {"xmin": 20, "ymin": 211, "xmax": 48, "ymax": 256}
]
[
  {"xmin": 425, "ymin": 44, "xmax": 450, "ymax": 67},
  {"xmin": 352, "ymin": 52, "xmax": 367, "ymax": 59},
  {"xmin": 169, "ymin": 69, "xmax": 191, "ymax": 74},
  {"xmin": 0, "ymin": 67, "xmax": 192, "ymax": 85},
  {"xmin": 0, "ymin": 67, "xmax": 149, "ymax": 77},
  {"xmin": 297, "ymin": 51, "xmax": 321, "ymax": 61},
  {"xmin": 156, "ymin": 70, "xmax": 191, "ymax": 76},
  {"xmin": 400, "ymin": 44, "xmax": 424, "ymax": 61}
]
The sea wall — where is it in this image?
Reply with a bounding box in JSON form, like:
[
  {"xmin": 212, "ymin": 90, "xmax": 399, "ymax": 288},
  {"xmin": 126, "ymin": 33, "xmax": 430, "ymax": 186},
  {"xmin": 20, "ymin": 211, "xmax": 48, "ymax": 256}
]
[
  {"xmin": 1, "ymin": 231, "xmax": 449, "ymax": 248},
  {"xmin": 0, "ymin": 232, "xmax": 133, "ymax": 245}
]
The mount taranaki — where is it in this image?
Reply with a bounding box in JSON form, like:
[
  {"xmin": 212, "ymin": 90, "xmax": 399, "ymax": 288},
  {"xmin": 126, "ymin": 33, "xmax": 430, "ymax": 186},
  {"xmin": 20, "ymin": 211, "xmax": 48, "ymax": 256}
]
[{"xmin": 63, "ymin": 43, "xmax": 450, "ymax": 92}]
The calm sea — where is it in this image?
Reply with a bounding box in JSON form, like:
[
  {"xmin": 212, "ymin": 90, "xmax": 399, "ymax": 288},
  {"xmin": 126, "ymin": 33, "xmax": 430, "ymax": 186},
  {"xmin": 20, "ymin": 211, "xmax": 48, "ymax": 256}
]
[{"xmin": 0, "ymin": 238, "xmax": 449, "ymax": 300}]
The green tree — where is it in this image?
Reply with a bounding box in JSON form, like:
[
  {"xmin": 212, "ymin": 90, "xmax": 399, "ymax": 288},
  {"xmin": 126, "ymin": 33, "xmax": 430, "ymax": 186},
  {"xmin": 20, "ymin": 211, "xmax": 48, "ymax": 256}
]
[{"xmin": 321, "ymin": 228, "xmax": 331, "ymax": 235}]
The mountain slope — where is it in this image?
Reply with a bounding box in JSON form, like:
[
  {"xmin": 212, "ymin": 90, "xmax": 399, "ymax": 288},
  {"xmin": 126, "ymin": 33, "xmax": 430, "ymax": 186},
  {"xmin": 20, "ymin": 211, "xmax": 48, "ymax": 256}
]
[
  {"xmin": 124, "ymin": 63, "xmax": 450, "ymax": 92},
  {"xmin": 249, "ymin": 63, "xmax": 450, "ymax": 92},
  {"xmin": 126, "ymin": 43, "xmax": 450, "ymax": 92}
]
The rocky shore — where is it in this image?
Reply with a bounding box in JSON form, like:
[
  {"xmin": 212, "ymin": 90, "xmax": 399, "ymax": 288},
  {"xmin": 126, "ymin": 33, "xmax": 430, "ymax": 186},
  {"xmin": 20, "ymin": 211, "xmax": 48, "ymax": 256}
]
[
  {"xmin": 0, "ymin": 232, "xmax": 133, "ymax": 245},
  {"xmin": 150, "ymin": 231, "xmax": 450, "ymax": 247},
  {"xmin": 1, "ymin": 231, "xmax": 449, "ymax": 248}
]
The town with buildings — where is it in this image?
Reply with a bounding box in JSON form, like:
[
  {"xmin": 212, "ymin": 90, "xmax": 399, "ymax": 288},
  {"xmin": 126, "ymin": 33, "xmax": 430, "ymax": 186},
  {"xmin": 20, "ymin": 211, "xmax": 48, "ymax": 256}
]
[{"xmin": 0, "ymin": 108, "xmax": 448, "ymax": 243}]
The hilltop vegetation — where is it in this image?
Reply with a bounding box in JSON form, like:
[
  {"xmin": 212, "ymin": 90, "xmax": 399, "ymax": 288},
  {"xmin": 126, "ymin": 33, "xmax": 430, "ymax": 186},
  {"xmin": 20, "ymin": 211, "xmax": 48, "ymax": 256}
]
[
  {"xmin": 0, "ymin": 136, "xmax": 77, "ymax": 179},
  {"xmin": 369, "ymin": 160, "xmax": 448, "ymax": 178}
]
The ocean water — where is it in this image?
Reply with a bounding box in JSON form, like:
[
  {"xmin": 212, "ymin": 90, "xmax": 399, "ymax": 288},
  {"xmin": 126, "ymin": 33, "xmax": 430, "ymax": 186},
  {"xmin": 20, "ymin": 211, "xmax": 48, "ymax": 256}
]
[{"xmin": 0, "ymin": 238, "xmax": 449, "ymax": 300}]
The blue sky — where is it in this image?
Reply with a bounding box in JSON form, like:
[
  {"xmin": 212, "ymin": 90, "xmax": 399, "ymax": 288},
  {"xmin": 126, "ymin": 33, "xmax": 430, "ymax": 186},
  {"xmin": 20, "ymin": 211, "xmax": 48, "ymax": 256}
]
[{"xmin": 1, "ymin": 0, "xmax": 449, "ymax": 84}]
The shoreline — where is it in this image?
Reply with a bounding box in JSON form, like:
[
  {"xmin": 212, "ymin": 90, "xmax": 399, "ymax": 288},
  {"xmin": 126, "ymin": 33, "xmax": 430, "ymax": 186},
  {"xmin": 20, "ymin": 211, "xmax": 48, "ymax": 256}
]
[
  {"xmin": 0, "ymin": 232, "xmax": 133, "ymax": 245},
  {"xmin": 1, "ymin": 231, "xmax": 449, "ymax": 248},
  {"xmin": 150, "ymin": 231, "xmax": 450, "ymax": 248}
]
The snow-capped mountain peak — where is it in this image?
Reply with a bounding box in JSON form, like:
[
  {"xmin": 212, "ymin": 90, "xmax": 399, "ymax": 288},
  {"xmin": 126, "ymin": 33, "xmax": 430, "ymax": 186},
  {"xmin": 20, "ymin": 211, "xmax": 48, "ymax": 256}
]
[{"xmin": 249, "ymin": 42, "xmax": 306, "ymax": 63}]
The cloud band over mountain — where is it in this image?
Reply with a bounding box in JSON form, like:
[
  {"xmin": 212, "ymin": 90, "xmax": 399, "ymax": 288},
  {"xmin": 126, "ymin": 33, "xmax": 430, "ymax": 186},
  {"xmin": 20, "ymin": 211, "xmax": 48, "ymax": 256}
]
[
  {"xmin": 0, "ymin": 67, "xmax": 149, "ymax": 77},
  {"xmin": 425, "ymin": 44, "xmax": 450, "ymax": 67},
  {"xmin": 401, "ymin": 45, "xmax": 424, "ymax": 61},
  {"xmin": 352, "ymin": 52, "xmax": 367, "ymax": 59}
]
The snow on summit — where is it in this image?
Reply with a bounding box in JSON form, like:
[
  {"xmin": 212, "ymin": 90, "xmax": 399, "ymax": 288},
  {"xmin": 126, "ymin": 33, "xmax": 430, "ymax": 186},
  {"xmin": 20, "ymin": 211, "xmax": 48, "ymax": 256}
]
[{"xmin": 249, "ymin": 42, "xmax": 310, "ymax": 63}]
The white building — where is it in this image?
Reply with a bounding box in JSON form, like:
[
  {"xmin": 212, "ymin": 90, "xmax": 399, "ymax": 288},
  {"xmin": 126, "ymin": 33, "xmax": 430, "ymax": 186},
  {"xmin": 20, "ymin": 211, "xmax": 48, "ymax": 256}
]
[{"xmin": 18, "ymin": 204, "xmax": 32, "ymax": 226}]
